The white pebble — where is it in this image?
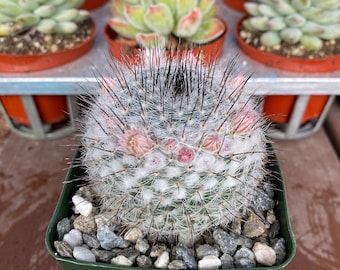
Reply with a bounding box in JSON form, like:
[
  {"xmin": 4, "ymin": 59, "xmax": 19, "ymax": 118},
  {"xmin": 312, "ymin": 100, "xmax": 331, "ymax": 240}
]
[
  {"xmin": 63, "ymin": 229, "xmax": 83, "ymax": 248},
  {"xmin": 253, "ymin": 242, "xmax": 276, "ymax": 266},
  {"xmin": 150, "ymin": 245, "xmax": 167, "ymax": 257},
  {"xmin": 111, "ymin": 255, "xmax": 133, "ymax": 266},
  {"xmin": 154, "ymin": 251, "xmax": 170, "ymax": 269},
  {"xmin": 94, "ymin": 212, "xmax": 113, "ymax": 228},
  {"xmin": 198, "ymin": 255, "xmax": 222, "ymax": 270},
  {"xmin": 135, "ymin": 238, "xmax": 150, "ymax": 253},
  {"xmin": 72, "ymin": 195, "xmax": 93, "ymax": 217},
  {"xmin": 73, "ymin": 246, "xmax": 96, "ymax": 262},
  {"xmin": 124, "ymin": 227, "xmax": 145, "ymax": 243}
]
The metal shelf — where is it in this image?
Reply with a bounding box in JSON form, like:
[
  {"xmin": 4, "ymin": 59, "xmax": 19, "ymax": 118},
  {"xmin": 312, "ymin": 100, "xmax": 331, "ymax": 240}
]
[
  {"xmin": 0, "ymin": 2, "xmax": 339, "ymax": 139},
  {"xmin": 0, "ymin": 3, "xmax": 340, "ymax": 95}
]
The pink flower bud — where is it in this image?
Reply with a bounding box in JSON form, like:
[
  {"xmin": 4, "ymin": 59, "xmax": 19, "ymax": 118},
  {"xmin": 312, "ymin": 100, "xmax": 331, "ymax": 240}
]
[
  {"xmin": 161, "ymin": 138, "xmax": 178, "ymax": 153},
  {"xmin": 119, "ymin": 127, "xmax": 153, "ymax": 158},
  {"xmin": 232, "ymin": 111, "xmax": 258, "ymax": 135},
  {"xmin": 202, "ymin": 134, "xmax": 220, "ymax": 152},
  {"xmin": 106, "ymin": 118, "xmax": 117, "ymax": 131},
  {"xmin": 177, "ymin": 147, "xmax": 195, "ymax": 164}
]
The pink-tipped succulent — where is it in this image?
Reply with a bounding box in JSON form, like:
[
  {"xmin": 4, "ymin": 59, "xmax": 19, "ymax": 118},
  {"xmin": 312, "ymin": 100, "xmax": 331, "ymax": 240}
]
[{"xmin": 108, "ymin": 0, "xmax": 225, "ymax": 48}]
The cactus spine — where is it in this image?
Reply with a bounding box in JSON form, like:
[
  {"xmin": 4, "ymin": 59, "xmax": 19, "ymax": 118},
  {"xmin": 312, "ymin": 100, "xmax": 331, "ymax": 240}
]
[
  {"xmin": 243, "ymin": 0, "xmax": 340, "ymax": 50},
  {"xmin": 0, "ymin": 0, "xmax": 90, "ymax": 36},
  {"xmin": 108, "ymin": 0, "xmax": 225, "ymax": 48},
  {"xmin": 80, "ymin": 49, "xmax": 270, "ymax": 242}
]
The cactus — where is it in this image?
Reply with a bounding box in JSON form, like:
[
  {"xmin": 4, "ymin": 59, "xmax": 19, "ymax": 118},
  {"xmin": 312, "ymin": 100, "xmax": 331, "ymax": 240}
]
[
  {"xmin": 107, "ymin": 0, "xmax": 225, "ymax": 48},
  {"xmin": 0, "ymin": 0, "xmax": 90, "ymax": 36},
  {"xmin": 80, "ymin": 48, "xmax": 270, "ymax": 243},
  {"xmin": 242, "ymin": 0, "xmax": 340, "ymax": 50}
]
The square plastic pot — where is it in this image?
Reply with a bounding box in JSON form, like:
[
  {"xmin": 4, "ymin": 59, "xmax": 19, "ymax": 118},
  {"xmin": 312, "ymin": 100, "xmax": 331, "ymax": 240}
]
[{"xmin": 45, "ymin": 147, "xmax": 296, "ymax": 270}]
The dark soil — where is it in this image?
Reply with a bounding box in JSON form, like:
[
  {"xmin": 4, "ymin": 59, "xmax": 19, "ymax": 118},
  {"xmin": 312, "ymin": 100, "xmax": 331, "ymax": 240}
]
[
  {"xmin": 239, "ymin": 26, "xmax": 340, "ymax": 59},
  {"xmin": 0, "ymin": 19, "xmax": 94, "ymax": 55}
]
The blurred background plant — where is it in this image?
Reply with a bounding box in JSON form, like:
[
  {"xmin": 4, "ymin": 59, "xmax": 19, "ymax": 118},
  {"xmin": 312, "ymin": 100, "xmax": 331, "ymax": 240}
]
[
  {"xmin": 0, "ymin": 0, "xmax": 91, "ymax": 36},
  {"xmin": 107, "ymin": 0, "xmax": 226, "ymax": 48},
  {"xmin": 242, "ymin": 0, "xmax": 340, "ymax": 50}
]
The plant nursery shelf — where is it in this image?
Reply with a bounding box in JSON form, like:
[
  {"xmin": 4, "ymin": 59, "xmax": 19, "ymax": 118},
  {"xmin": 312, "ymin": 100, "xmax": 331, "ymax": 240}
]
[
  {"xmin": 0, "ymin": 4, "xmax": 340, "ymax": 96},
  {"xmin": 0, "ymin": 3, "xmax": 339, "ymax": 140},
  {"xmin": 1, "ymin": 77, "xmax": 340, "ymax": 95}
]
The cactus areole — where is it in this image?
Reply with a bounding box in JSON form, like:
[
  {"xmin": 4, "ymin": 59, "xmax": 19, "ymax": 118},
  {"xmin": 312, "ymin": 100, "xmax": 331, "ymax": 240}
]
[
  {"xmin": 80, "ymin": 48, "xmax": 271, "ymax": 243},
  {"xmin": 106, "ymin": 0, "xmax": 226, "ymax": 58}
]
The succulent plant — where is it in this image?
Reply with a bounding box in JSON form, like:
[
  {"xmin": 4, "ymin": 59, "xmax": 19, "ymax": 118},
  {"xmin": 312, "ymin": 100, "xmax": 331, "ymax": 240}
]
[
  {"xmin": 80, "ymin": 48, "xmax": 270, "ymax": 243},
  {"xmin": 242, "ymin": 0, "xmax": 340, "ymax": 50},
  {"xmin": 108, "ymin": 0, "xmax": 226, "ymax": 48},
  {"xmin": 0, "ymin": 0, "xmax": 91, "ymax": 36}
]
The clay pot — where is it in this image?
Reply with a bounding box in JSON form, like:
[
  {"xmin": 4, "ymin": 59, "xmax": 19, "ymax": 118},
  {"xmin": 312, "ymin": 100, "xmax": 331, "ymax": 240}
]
[
  {"xmin": 223, "ymin": 0, "xmax": 246, "ymax": 13},
  {"xmin": 263, "ymin": 95, "xmax": 329, "ymax": 124},
  {"xmin": 80, "ymin": 0, "xmax": 107, "ymax": 11},
  {"xmin": 0, "ymin": 96, "xmax": 69, "ymax": 126},
  {"xmin": 0, "ymin": 19, "xmax": 96, "ymax": 130},
  {"xmin": 102, "ymin": 24, "xmax": 139, "ymax": 64},
  {"xmin": 103, "ymin": 20, "xmax": 229, "ymax": 64},
  {"xmin": 235, "ymin": 17, "xmax": 334, "ymax": 125},
  {"xmin": 0, "ymin": 20, "xmax": 96, "ymax": 73}
]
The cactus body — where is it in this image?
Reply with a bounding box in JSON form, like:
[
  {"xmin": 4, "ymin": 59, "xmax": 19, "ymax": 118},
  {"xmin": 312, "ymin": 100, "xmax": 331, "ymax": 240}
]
[
  {"xmin": 108, "ymin": 0, "xmax": 225, "ymax": 48},
  {"xmin": 243, "ymin": 0, "xmax": 340, "ymax": 50},
  {"xmin": 0, "ymin": 0, "xmax": 90, "ymax": 36},
  {"xmin": 80, "ymin": 49, "xmax": 270, "ymax": 242}
]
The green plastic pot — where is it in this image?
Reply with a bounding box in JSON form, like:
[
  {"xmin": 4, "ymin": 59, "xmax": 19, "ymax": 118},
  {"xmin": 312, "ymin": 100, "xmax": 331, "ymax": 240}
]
[{"xmin": 45, "ymin": 147, "xmax": 296, "ymax": 270}]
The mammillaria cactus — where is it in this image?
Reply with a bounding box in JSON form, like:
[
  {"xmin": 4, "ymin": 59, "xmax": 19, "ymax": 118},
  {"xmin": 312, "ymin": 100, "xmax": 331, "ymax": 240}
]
[
  {"xmin": 80, "ymin": 48, "xmax": 270, "ymax": 244},
  {"xmin": 108, "ymin": 0, "xmax": 225, "ymax": 48},
  {"xmin": 0, "ymin": 0, "xmax": 90, "ymax": 36},
  {"xmin": 242, "ymin": 0, "xmax": 340, "ymax": 50}
]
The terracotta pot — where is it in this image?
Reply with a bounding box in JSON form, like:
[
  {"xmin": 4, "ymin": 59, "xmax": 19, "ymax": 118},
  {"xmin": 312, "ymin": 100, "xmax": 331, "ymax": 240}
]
[
  {"xmin": 0, "ymin": 95, "xmax": 69, "ymax": 126},
  {"xmin": 102, "ymin": 24, "xmax": 139, "ymax": 64},
  {"xmin": 235, "ymin": 17, "xmax": 333, "ymax": 125},
  {"xmin": 103, "ymin": 20, "xmax": 229, "ymax": 64},
  {"xmin": 80, "ymin": 0, "xmax": 107, "ymax": 11},
  {"xmin": 223, "ymin": 0, "xmax": 246, "ymax": 13},
  {"xmin": 0, "ymin": 20, "xmax": 96, "ymax": 73},
  {"xmin": 0, "ymin": 19, "xmax": 96, "ymax": 128},
  {"xmin": 263, "ymin": 95, "xmax": 329, "ymax": 124}
]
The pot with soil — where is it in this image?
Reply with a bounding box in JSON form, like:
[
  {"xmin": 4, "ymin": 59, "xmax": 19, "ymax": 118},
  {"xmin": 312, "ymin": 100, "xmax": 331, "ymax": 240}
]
[
  {"xmin": 234, "ymin": 0, "xmax": 340, "ymax": 138},
  {"xmin": 46, "ymin": 49, "xmax": 296, "ymax": 270},
  {"xmin": 103, "ymin": 0, "xmax": 227, "ymax": 63},
  {"xmin": 0, "ymin": 0, "xmax": 96, "ymax": 139}
]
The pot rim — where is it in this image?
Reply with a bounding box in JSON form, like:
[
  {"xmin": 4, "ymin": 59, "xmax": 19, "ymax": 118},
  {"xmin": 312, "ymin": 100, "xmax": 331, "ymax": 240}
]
[
  {"xmin": 223, "ymin": 0, "xmax": 246, "ymax": 13},
  {"xmin": 103, "ymin": 18, "xmax": 229, "ymax": 63},
  {"xmin": 80, "ymin": 0, "xmax": 107, "ymax": 11}
]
